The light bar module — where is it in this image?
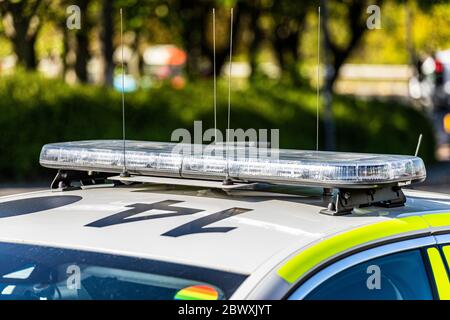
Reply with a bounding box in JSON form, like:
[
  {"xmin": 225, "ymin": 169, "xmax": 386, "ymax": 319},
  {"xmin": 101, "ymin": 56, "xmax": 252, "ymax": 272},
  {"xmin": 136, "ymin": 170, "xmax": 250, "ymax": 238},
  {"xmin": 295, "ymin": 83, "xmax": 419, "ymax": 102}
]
[{"xmin": 39, "ymin": 140, "xmax": 426, "ymax": 188}]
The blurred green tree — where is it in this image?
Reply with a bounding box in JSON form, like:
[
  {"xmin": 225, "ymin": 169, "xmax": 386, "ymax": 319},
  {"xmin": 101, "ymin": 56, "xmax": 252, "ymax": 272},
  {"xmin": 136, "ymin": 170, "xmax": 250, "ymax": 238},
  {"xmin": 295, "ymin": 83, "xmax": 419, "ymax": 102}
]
[
  {"xmin": 0, "ymin": 0, "xmax": 47, "ymax": 69},
  {"xmin": 320, "ymin": 0, "xmax": 383, "ymax": 151},
  {"xmin": 322, "ymin": 0, "xmax": 384, "ymax": 89},
  {"xmin": 113, "ymin": 0, "xmax": 157, "ymax": 74},
  {"xmin": 101, "ymin": 0, "xmax": 114, "ymax": 86},
  {"xmin": 74, "ymin": 0, "xmax": 92, "ymax": 83},
  {"xmin": 271, "ymin": 0, "xmax": 314, "ymax": 83}
]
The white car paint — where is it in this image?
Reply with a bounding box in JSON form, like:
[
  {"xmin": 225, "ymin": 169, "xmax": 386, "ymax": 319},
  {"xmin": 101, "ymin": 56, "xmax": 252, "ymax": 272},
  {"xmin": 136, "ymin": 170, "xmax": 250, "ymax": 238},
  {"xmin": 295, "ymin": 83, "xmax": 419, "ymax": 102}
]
[{"xmin": 0, "ymin": 184, "xmax": 449, "ymax": 279}]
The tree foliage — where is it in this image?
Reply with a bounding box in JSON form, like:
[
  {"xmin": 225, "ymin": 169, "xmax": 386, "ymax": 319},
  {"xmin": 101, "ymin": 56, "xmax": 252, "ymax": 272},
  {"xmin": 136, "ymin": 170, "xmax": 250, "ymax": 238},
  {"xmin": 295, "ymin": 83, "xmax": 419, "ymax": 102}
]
[
  {"xmin": 1, "ymin": 0, "xmax": 449, "ymax": 85},
  {"xmin": 0, "ymin": 0, "xmax": 47, "ymax": 69}
]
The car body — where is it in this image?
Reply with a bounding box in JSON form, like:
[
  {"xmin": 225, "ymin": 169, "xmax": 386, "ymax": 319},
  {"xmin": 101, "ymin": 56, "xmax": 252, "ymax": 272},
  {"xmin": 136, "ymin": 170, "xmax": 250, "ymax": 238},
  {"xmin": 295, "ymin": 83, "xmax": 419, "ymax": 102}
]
[{"xmin": 0, "ymin": 183, "xmax": 449, "ymax": 300}]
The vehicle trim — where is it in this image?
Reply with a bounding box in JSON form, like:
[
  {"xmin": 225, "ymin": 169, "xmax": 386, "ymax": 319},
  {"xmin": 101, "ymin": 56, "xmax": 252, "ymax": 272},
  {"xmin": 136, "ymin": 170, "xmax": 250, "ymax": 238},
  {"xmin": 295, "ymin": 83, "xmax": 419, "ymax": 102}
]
[
  {"xmin": 287, "ymin": 236, "xmax": 436, "ymax": 300},
  {"xmin": 278, "ymin": 216, "xmax": 430, "ymax": 284},
  {"xmin": 435, "ymin": 234, "xmax": 450, "ymax": 244},
  {"xmin": 427, "ymin": 247, "xmax": 450, "ymax": 300},
  {"xmin": 278, "ymin": 212, "xmax": 450, "ymax": 284}
]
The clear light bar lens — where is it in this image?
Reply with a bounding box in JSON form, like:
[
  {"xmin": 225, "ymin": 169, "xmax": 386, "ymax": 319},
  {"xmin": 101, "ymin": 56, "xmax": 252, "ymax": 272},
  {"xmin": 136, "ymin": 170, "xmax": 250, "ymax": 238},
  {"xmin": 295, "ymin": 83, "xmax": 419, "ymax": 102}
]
[{"xmin": 39, "ymin": 140, "xmax": 426, "ymax": 187}]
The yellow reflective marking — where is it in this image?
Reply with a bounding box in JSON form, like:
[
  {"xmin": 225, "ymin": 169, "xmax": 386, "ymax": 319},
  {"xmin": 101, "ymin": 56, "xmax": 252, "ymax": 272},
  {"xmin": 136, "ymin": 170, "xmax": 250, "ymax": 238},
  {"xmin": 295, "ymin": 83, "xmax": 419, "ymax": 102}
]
[
  {"xmin": 421, "ymin": 212, "xmax": 450, "ymax": 228},
  {"xmin": 278, "ymin": 211, "xmax": 450, "ymax": 284},
  {"xmin": 277, "ymin": 216, "xmax": 428, "ymax": 284},
  {"xmin": 443, "ymin": 246, "xmax": 450, "ymax": 269},
  {"xmin": 427, "ymin": 247, "xmax": 450, "ymax": 300}
]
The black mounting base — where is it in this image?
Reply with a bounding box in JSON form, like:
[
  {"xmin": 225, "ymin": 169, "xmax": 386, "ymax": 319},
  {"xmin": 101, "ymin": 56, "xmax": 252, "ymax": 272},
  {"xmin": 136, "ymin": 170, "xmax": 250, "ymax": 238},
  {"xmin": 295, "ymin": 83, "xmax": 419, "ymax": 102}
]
[
  {"xmin": 51, "ymin": 170, "xmax": 116, "ymax": 190},
  {"xmin": 222, "ymin": 177, "xmax": 234, "ymax": 186},
  {"xmin": 320, "ymin": 185, "xmax": 406, "ymax": 216}
]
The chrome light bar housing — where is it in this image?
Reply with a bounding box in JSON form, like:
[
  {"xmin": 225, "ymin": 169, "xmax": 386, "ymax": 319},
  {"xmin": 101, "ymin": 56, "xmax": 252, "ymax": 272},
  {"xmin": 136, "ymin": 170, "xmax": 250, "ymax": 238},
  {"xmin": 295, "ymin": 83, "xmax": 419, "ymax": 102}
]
[{"xmin": 39, "ymin": 140, "xmax": 426, "ymax": 188}]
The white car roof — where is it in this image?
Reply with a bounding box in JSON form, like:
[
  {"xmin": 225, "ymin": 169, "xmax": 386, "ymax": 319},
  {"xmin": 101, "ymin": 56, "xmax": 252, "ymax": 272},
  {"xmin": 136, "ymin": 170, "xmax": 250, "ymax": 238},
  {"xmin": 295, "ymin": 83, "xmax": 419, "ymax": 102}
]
[{"xmin": 0, "ymin": 185, "xmax": 449, "ymax": 275}]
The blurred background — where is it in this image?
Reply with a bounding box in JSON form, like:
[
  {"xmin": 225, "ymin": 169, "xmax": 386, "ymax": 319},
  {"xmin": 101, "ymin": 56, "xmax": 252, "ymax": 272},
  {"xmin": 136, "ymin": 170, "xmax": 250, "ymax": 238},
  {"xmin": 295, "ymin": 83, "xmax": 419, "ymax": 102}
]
[{"xmin": 0, "ymin": 0, "xmax": 449, "ymax": 194}]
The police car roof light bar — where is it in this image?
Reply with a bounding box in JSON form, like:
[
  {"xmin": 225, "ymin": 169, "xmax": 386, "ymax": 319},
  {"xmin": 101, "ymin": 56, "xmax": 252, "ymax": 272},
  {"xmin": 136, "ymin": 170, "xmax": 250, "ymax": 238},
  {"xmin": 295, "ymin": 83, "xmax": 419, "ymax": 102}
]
[
  {"xmin": 40, "ymin": 140, "xmax": 426, "ymax": 215},
  {"xmin": 40, "ymin": 140, "xmax": 426, "ymax": 187}
]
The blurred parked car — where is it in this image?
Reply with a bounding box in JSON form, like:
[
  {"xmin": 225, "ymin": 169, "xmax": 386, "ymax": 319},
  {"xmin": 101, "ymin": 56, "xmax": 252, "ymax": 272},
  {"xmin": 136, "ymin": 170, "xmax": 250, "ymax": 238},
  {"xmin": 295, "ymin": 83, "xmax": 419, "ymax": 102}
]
[{"xmin": 410, "ymin": 50, "xmax": 450, "ymax": 146}]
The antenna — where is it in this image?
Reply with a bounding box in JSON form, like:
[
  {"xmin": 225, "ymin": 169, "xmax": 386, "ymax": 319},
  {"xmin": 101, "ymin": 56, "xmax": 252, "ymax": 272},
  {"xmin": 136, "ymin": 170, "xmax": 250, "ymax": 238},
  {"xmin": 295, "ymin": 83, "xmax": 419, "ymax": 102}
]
[
  {"xmin": 120, "ymin": 8, "xmax": 129, "ymax": 177},
  {"xmin": 213, "ymin": 8, "xmax": 217, "ymax": 144},
  {"xmin": 316, "ymin": 6, "xmax": 321, "ymax": 151},
  {"xmin": 414, "ymin": 133, "xmax": 423, "ymax": 157},
  {"xmin": 223, "ymin": 7, "xmax": 234, "ymax": 185}
]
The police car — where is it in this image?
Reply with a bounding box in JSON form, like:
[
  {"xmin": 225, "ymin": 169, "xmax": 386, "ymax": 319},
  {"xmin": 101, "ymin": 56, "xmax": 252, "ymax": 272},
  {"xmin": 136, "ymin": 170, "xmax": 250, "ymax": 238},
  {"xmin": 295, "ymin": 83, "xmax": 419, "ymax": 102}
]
[{"xmin": 0, "ymin": 140, "xmax": 449, "ymax": 300}]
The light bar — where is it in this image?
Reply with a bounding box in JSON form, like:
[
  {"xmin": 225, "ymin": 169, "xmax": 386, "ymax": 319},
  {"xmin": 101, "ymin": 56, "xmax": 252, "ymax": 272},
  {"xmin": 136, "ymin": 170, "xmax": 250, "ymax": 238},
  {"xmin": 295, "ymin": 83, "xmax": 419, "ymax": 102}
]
[{"xmin": 39, "ymin": 140, "xmax": 426, "ymax": 188}]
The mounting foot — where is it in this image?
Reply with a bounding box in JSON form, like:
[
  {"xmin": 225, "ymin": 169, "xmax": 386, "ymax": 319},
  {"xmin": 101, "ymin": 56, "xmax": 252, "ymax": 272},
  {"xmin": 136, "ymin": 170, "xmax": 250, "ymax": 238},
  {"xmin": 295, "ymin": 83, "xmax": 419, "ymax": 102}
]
[
  {"xmin": 222, "ymin": 177, "xmax": 234, "ymax": 186},
  {"xmin": 320, "ymin": 185, "xmax": 406, "ymax": 216},
  {"xmin": 120, "ymin": 170, "xmax": 130, "ymax": 178},
  {"xmin": 51, "ymin": 170, "xmax": 114, "ymax": 191}
]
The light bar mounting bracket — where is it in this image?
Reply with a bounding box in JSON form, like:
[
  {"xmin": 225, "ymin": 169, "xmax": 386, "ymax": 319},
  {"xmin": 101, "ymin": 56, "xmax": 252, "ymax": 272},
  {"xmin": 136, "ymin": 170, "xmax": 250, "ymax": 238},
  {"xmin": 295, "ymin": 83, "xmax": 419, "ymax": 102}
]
[
  {"xmin": 51, "ymin": 170, "xmax": 115, "ymax": 191},
  {"xmin": 320, "ymin": 185, "xmax": 407, "ymax": 216}
]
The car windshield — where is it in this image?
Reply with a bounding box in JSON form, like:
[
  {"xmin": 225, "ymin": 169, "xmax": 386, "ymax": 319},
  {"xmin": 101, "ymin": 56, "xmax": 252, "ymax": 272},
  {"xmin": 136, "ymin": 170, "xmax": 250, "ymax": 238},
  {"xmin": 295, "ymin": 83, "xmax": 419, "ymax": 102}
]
[{"xmin": 0, "ymin": 242, "xmax": 246, "ymax": 300}]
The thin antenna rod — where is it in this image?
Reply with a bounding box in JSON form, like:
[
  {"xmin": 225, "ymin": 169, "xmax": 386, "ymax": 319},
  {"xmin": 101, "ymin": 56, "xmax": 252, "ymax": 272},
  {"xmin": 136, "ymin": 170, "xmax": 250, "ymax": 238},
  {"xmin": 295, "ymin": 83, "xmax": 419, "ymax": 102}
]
[
  {"xmin": 120, "ymin": 8, "xmax": 129, "ymax": 177},
  {"xmin": 224, "ymin": 7, "xmax": 233, "ymax": 184},
  {"xmin": 415, "ymin": 133, "xmax": 423, "ymax": 157},
  {"xmin": 316, "ymin": 6, "xmax": 321, "ymax": 151},
  {"xmin": 213, "ymin": 8, "xmax": 217, "ymax": 144}
]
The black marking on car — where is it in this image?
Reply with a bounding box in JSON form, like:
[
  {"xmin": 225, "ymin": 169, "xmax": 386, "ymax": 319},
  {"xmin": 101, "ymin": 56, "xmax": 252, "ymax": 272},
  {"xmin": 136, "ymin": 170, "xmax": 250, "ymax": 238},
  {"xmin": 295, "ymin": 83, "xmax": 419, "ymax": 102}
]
[
  {"xmin": 0, "ymin": 196, "xmax": 82, "ymax": 218},
  {"xmin": 85, "ymin": 200, "xmax": 202, "ymax": 228},
  {"xmin": 85, "ymin": 199, "xmax": 252, "ymax": 236},
  {"xmin": 162, "ymin": 207, "xmax": 252, "ymax": 237}
]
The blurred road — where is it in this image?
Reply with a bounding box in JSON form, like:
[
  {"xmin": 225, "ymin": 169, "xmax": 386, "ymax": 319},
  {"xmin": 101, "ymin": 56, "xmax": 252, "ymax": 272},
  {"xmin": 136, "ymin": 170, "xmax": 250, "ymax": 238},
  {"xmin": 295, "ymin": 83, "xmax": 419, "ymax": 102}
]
[
  {"xmin": 0, "ymin": 162, "xmax": 449, "ymax": 197},
  {"xmin": 407, "ymin": 161, "xmax": 450, "ymax": 194}
]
